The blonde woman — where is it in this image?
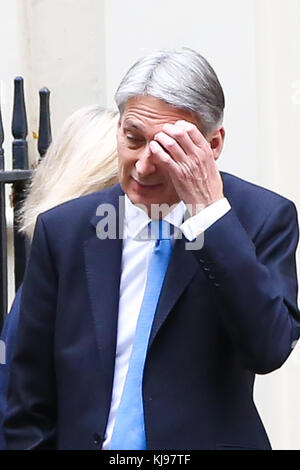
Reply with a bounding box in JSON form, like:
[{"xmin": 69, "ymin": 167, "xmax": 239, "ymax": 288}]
[
  {"xmin": 0, "ymin": 105, "xmax": 119, "ymax": 448},
  {"xmin": 20, "ymin": 105, "xmax": 119, "ymax": 241}
]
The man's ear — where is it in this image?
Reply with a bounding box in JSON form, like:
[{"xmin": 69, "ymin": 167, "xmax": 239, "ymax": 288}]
[{"xmin": 206, "ymin": 127, "xmax": 225, "ymax": 161}]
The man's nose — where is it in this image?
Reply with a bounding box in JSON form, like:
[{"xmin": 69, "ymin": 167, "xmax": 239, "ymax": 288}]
[{"xmin": 135, "ymin": 145, "xmax": 156, "ymax": 176}]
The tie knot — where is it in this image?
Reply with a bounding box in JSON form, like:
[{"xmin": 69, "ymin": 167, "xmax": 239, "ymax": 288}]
[{"xmin": 149, "ymin": 220, "xmax": 172, "ymax": 240}]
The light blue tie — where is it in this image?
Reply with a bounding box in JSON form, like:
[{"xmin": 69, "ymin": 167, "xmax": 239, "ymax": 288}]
[{"xmin": 110, "ymin": 220, "xmax": 173, "ymax": 450}]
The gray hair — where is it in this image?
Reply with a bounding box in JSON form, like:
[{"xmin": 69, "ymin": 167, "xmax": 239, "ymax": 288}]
[{"xmin": 115, "ymin": 47, "xmax": 225, "ymax": 135}]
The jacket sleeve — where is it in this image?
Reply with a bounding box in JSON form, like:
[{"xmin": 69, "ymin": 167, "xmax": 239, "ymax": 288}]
[
  {"xmin": 3, "ymin": 215, "xmax": 57, "ymax": 449},
  {"xmin": 0, "ymin": 286, "xmax": 22, "ymax": 449},
  {"xmin": 193, "ymin": 199, "xmax": 300, "ymax": 374}
]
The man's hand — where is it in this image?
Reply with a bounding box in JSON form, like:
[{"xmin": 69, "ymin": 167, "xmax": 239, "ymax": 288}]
[{"xmin": 149, "ymin": 120, "xmax": 224, "ymax": 215}]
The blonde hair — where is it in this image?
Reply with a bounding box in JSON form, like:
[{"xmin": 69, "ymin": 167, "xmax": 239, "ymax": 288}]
[{"xmin": 19, "ymin": 105, "xmax": 119, "ymax": 241}]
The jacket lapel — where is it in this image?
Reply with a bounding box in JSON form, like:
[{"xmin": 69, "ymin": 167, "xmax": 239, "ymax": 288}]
[
  {"xmin": 149, "ymin": 236, "xmax": 200, "ymax": 348},
  {"xmin": 83, "ymin": 185, "xmax": 124, "ymax": 412}
]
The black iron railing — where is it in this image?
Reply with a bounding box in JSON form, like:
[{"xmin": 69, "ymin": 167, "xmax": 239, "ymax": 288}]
[{"xmin": 0, "ymin": 77, "xmax": 51, "ymax": 328}]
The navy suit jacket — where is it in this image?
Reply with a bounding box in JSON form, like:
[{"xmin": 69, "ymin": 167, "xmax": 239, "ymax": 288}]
[
  {"xmin": 3, "ymin": 172, "xmax": 300, "ymax": 450},
  {"xmin": 0, "ymin": 286, "xmax": 22, "ymax": 449}
]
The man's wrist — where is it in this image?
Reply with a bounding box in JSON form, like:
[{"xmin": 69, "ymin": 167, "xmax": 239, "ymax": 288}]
[
  {"xmin": 181, "ymin": 198, "xmax": 231, "ymax": 241},
  {"xmin": 184, "ymin": 195, "xmax": 225, "ymax": 217}
]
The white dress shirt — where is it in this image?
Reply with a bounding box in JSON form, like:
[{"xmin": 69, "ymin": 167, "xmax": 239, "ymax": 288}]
[{"xmin": 102, "ymin": 195, "xmax": 231, "ymax": 449}]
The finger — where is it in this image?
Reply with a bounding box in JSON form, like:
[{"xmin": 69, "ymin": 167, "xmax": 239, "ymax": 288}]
[
  {"xmin": 153, "ymin": 131, "xmax": 186, "ymax": 162},
  {"xmin": 175, "ymin": 120, "xmax": 211, "ymax": 151},
  {"xmin": 149, "ymin": 140, "xmax": 180, "ymax": 173},
  {"xmin": 160, "ymin": 123, "xmax": 197, "ymax": 156},
  {"xmin": 151, "ymin": 138, "xmax": 208, "ymax": 185}
]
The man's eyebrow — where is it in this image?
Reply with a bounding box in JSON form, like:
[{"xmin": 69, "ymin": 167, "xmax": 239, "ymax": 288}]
[{"xmin": 123, "ymin": 120, "xmax": 145, "ymax": 132}]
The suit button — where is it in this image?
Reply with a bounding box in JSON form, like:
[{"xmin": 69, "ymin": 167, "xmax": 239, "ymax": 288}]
[
  {"xmin": 199, "ymin": 258, "xmax": 205, "ymax": 264},
  {"xmin": 214, "ymin": 282, "xmax": 221, "ymax": 288},
  {"xmin": 208, "ymin": 274, "xmax": 215, "ymax": 280},
  {"xmin": 203, "ymin": 266, "xmax": 211, "ymax": 272},
  {"xmin": 93, "ymin": 432, "xmax": 102, "ymax": 447}
]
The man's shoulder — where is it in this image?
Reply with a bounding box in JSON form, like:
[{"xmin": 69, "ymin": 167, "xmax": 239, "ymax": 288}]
[
  {"xmin": 221, "ymin": 172, "xmax": 298, "ymax": 235},
  {"xmin": 221, "ymin": 171, "xmax": 296, "ymax": 213},
  {"xmin": 39, "ymin": 184, "xmax": 124, "ymax": 225}
]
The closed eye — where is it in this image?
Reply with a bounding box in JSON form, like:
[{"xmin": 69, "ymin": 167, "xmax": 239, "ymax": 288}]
[
  {"xmin": 125, "ymin": 133, "xmax": 145, "ymax": 146},
  {"xmin": 126, "ymin": 134, "xmax": 139, "ymax": 142}
]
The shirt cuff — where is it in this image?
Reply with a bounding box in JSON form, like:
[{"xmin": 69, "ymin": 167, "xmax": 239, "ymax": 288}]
[{"xmin": 180, "ymin": 198, "xmax": 231, "ymax": 241}]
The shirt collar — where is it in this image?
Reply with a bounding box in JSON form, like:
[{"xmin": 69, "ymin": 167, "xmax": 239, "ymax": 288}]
[{"xmin": 124, "ymin": 194, "xmax": 186, "ymax": 240}]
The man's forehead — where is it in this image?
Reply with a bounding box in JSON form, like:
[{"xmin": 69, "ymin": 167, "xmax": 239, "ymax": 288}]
[{"xmin": 120, "ymin": 95, "xmax": 198, "ymax": 129}]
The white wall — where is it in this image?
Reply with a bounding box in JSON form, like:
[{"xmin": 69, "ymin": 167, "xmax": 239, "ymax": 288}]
[
  {"xmin": 19, "ymin": 0, "xmax": 107, "ymax": 153},
  {"xmin": 0, "ymin": 0, "xmax": 26, "ymax": 167},
  {"xmin": 1, "ymin": 0, "xmax": 107, "ymax": 166},
  {"xmin": 0, "ymin": 0, "xmax": 27, "ymax": 310},
  {"xmin": 252, "ymin": 0, "xmax": 300, "ymax": 450},
  {"xmin": 254, "ymin": 0, "xmax": 300, "ymax": 203}
]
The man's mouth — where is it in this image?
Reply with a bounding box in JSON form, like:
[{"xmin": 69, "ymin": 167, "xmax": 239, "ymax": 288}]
[{"xmin": 131, "ymin": 177, "xmax": 162, "ymax": 189}]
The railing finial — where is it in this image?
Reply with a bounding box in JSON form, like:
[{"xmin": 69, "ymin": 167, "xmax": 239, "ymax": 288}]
[
  {"xmin": 38, "ymin": 87, "xmax": 52, "ymax": 158},
  {"xmin": 12, "ymin": 77, "xmax": 28, "ymax": 169}
]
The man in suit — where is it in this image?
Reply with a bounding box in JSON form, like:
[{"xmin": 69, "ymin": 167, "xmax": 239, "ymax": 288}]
[{"xmin": 4, "ymin": 48, "xmax": 300, "ymax": 450}]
